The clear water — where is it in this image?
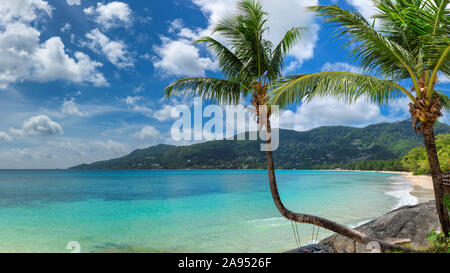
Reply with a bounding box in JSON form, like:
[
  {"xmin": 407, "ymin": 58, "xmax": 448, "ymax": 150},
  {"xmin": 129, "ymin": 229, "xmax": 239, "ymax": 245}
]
[{"xmin": 0, "ymin": 170, "xmax": 415, "ymax": 253}]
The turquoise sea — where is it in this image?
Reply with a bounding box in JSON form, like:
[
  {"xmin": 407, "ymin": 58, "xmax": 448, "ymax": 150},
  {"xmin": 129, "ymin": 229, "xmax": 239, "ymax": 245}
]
[{"xmin": 0, "ymin": 170, "xmax": 418, "ymax": 253}]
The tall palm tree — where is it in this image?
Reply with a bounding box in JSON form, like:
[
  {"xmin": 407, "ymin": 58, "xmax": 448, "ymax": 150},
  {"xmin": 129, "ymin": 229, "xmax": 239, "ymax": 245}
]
[
  {"xmin": 271, "ymin": 0, "xmax": 450, "ymax": 236},
  {"xmin": 166, "ymin": 0, "xmax": 408, "ymax": 251}
]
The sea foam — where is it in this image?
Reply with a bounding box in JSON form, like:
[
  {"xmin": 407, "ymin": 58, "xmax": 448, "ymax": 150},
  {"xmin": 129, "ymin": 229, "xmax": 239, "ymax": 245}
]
[{"xmin": 385, "ymin": 176, "xmax": 418, "ymax": 209}]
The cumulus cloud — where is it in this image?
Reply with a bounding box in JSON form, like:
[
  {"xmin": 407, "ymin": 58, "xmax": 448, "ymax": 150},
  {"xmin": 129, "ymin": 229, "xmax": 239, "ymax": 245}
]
[
  {"xmin": 31, "ymin": 37, "xmax": 107, "ymax": 86},
  {"xmin": 0, "ymin": 0, "xmax": 53, "ymax": 25},
  {"xmin": 153, "ymin": 36, "xmax": 218, "ymax": 77},
  {"xmin": 0, "ymin": 0, "xmax": 107, "ymax": 88},
  {"xmin": 277, "ymin": 61, "xmax": 413, "ymax": 131},
  {"xmin": 133, "ymin": 126, "xmax": 161, "ymax": 140},
  {"xmin": 10, "ymin": 115, "xmax": 63, "ymax": 137},
  {"xmin": 84, "ymin": 28, "xmax": 134, "ymax": 68},
  {"xmin": 153, "ymin": 105, "xmax": 178, "ymax": 121},
  {"xmin": 66, "ymin": 0, "xmax": 81, "ymax": 6},
  {"xmin": 84, "ymin": 1, "xmax": 133, "ymax": 30},
  {"xmin": 279, "ymin": 97, "xmax": 387, "ymax": 131},
  {"xmin": 279, "ymin": 96, "xmax": 413, "ymax": 132},
  {"xmin": 153, "ymin": 0, "xmax": 319, "ymax": 77}
]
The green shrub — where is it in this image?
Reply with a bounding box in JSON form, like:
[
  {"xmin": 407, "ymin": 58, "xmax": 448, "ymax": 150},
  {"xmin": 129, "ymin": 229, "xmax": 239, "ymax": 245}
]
[{"xmin": 426, "ymin": 194, "xmax": 450, "ymax": 253}]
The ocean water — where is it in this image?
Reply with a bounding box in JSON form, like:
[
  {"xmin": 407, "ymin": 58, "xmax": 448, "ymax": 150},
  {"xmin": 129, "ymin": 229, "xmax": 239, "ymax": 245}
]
[{"xmin": 0, "ymin": 170, "xmax": 417, "ymax": 253}]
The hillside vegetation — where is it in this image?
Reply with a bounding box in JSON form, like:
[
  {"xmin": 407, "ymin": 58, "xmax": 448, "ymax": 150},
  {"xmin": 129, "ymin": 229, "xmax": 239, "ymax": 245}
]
[
  {"xmin": 70, "ymin": 120, "xmax": 450, "ymax": 170},
  {"xmin": 402, "ymin": 134, "xmax": 449, "ymax": 174}
]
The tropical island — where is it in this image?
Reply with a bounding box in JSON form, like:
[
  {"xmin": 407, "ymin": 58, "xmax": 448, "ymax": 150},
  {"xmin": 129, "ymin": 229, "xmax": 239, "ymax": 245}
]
[
  {"xmin": 70, "ymin": 120, "xmax": 449, "ymax": 174},
  {"xmin": 0, "ymin": 0, "xmax": 448, "ymax": 255}
]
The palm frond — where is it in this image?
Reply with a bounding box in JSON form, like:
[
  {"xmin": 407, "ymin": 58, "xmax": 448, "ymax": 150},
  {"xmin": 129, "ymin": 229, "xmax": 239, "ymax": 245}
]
[
  {"xmin": 376, "ymin": 0, "xmax": 450, "ymax": 73},
  {"xmin": 309, "ymin": 5, "xmax": 419, "ymax": 82},
  {"xmin": 165, "ymin": 77, "xmax": 245, "ymax": 105},
  {"xmin": 267, "ymin": 27, "xmax": 306, "ymax": 81},
  {"xmin": 270, "ymin": 72, "xmax": 407, "ymax": 107},
  {"xmin": 195, "ymin": 36, "xmax": 244, "ymax": 80},
  {"xmin": 434, "ymin": 90, "xmax": 450, "ymax": 111}
]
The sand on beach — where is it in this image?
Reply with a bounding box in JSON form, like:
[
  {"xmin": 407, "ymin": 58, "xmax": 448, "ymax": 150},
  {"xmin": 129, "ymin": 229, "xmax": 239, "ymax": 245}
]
[{"xmin": 402, "ymin": 173, "xmax": 433, "ymax": 190}]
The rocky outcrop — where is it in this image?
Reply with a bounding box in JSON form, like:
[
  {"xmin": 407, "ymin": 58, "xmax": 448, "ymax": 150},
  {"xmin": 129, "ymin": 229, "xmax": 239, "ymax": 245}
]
[{"xmin": 289, "ymin": 201, "xmax": 440, "ymax": 253}]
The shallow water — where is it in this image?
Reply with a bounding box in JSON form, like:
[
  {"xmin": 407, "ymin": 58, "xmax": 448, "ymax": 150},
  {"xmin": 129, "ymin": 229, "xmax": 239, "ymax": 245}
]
[{"xmin": 0, "ymin": 170, "xmax": 416, "ymax": 253}]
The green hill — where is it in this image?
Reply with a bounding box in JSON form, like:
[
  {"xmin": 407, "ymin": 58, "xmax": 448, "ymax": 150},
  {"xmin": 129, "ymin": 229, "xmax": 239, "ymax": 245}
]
[{"xmin": 69, "ymin": 120, "xmax": 450, "ymax": 170}]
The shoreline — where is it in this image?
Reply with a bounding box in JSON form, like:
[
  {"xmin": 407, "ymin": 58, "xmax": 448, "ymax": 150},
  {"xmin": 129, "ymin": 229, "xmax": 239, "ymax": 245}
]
[{"xmin": 324, "ymin": 169, "xmax": 435, "ymax": 201}]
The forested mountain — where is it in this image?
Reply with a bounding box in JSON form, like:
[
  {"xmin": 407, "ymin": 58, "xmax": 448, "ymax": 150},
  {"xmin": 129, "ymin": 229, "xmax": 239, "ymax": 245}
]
[{"xmin": 70, "ymin": 120, "xmax": 450, "ymax": 170}]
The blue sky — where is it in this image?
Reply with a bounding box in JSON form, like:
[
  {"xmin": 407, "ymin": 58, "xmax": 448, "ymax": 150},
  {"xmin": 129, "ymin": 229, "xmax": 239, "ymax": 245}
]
[{"xmin": 0, "ymin": 0, "xmax": 448, "ymax": 169}]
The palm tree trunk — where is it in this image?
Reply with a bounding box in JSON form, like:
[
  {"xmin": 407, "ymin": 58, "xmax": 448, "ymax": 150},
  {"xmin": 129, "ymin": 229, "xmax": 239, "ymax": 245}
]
[
  {"xmin": 264, "ymin": 120, "xmax": 411, "ymax": 252},
  {"xmin": 423, "ymin": 122, "xmax": 450, "ymax": 236}
]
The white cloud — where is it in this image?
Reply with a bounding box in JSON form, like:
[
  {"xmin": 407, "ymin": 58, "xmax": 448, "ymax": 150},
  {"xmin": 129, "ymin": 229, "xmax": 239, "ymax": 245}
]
[
  {"xmin": 279, "ymin": 97, "xmax": 387, "ymax": 131},
  {"xmin": 31, "ymin": 37, "xmax": 108, "ymax": 86},
  {"xmin": 66, "ymin": 0, "xmax": 81, "ymax": 6},
  {"xmin": 84, "ymin": 1, "xmax": 133, "ymax": 31},
  {"xmin": 60, "ymin": 23, "xmax": 71, "ymax": 32},
  {"xmin": 153, "ymin": 37, "xmax": 218, "ymax": 77},
  {"xmin": 0, "ymin": 147, "xmax": 57, "ymax": 162},
  {"xmin": 139, "ymin": 53, "xmax": 151, "ymax": 60},
  {"xmin": 153, "ymin": 0, "xmax": 318, "ymax": 77},
  {"xmin": 153, "ymin": 36, "xmax": 218, "ymax": 77},
  {"xmin": 10, "ymin": 115, "xmax": 63, "ymax": 137},
  {"xmin": 124, "ymin": 95, "xmax": 142, "ymax": 105},
  {"xmin": 133, "ymin": 126, "xmax": 161, "ymax": 140},
  {"xmin": 0, "ymin": 1, "xmax": 108, "ymax": 88},
  {"xmin": 123, "ymin": 96, "xmax": 152, "ymax": 117},
  {"xmin": 0, "ymin": 139, "xmax": 131, "ymax": 169},
  {"xmin": 278, "ymin": 61, "xmax": 411, "ymax": 131},
  {"xmin": 321, "ymin": 62, "xmax": 362, "ymax": 73},
  {"xmin": 62, "ymin": 98, "xmax": 85, "ymax": 117},
  {"xmin": 123, "ymin": 96, "xmax": 180, "ymax": 121},
  {"xmin": 279, "ymin": 95, "xmax": 413, "ymax": 132},
  {"xmin": 257, "ymin": 0, "xmax": 319, "ymax": 68},
  {"xmin": 153, "ymin": 105, "xmax": 178, "ymax": 121},
  {"xmin": 345, "ymin": 0, "xmax": 378, "ymax": 22},
  {"xmin": 0, "ymin": 0, "xmax": 53, "ymax": 25},
  {"xmin": 0, "ymin": 132, "xmax": 12, "ymax": 141},
  {"xmin": 84, "ymin": 28, "xmax": 134, "ymax": 68},
  {"xmin": 89, "ymin": 139, "xmax": 128, "ymax": 154}
]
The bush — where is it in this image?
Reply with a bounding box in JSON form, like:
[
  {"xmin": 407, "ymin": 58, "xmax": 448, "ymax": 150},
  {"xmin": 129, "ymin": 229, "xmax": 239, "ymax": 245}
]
[{"xmin": 426, "ymin": 194, "xmax": 450, "ymax": 253}]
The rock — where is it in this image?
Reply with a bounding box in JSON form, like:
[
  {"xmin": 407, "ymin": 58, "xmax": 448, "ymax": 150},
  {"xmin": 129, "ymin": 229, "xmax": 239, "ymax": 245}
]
[
  {"xmin": 290, "ymin": 201, "xmax": 440, "ymax": 253},
  {"xmin": 286, "ymin": 243, "xmax": 335, "ymax": 253}
]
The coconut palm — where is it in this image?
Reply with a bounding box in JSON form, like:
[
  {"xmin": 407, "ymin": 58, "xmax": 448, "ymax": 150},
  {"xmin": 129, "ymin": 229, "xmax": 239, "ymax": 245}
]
[
  {"xmin": 166, "ymin": 0, "xmax": 408, "ymax": 251},
  {"xmin": 271, "ymin": 0, "xmax": 450, "ymax": 236}
]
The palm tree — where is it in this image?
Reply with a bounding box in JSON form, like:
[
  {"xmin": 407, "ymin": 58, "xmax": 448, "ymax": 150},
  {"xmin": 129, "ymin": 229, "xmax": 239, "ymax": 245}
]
[
  {"xmin": 271, "ymin": 0, "xmax": 450, "ymax": 236},
  {"xmin": 166, "ymin": 0, "xmax": 408, "ymax": 251}
]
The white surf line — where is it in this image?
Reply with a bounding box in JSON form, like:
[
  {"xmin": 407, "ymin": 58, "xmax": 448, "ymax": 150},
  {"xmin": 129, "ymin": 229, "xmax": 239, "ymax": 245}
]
[{"xmin": 385, "ymin": 175, "xmax": 418, "ymax": 210}]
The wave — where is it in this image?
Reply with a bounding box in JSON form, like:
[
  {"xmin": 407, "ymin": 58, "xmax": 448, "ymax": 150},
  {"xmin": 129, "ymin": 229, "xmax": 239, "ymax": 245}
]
[
  {"xmin": 385, "ymin": 179, "xmax": 418, "ymax": 209},
  {"xmin": 245, "ymin": 217, "xmax": 288, "ymax": 227},
  {"xmin": 246, "ymin": 217, "xmax": 286, "ymax": 224}
]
